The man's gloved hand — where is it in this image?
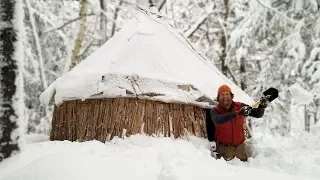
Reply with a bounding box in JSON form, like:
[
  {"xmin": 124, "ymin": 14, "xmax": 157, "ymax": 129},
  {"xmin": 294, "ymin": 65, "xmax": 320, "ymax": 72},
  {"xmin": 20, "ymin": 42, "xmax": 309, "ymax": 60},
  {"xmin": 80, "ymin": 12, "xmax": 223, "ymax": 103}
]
[
  {"xmin": 259, "ymin": 97, "xmax": 268, "ymax": 109},
  {"xmin": 236, "ymin": 106, "xmax": 252, "ymax": 116},
  {"xmin": 209, "ymin": 141, "xmax": 219, "ymax": 159}
]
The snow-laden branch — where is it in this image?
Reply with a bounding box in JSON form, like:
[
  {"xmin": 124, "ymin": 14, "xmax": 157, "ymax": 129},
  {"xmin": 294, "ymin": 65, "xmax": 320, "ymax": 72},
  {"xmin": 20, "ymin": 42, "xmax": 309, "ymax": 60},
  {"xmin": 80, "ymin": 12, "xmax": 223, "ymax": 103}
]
[
  {"xmin": 255, "ymin": 0, "xmax": 301, "ymax": 24},
  {"xmin": 184, "ymin": 4, "xmax": 215, "ymax": 38},
  {"xmin": 43, "ymin": 13, "xmax": 95, "ymax": 34},
  {"xmin": 45, "ymin": 69, "xmax": 59, "ymax": 78},
  {"xmin": 29, "ymin": 7, "xmax": 68, "ymax": 43},
  {"xmin": 271, "ymin": 31, "xmax": 301, "ymax": 55},
  {"xmin": 301, "ymin": 47, "xmax": 320, "ymax": 77},
  {"xmin": 119, "ymin": 0, "xmax": 184, "ymax": 23}
]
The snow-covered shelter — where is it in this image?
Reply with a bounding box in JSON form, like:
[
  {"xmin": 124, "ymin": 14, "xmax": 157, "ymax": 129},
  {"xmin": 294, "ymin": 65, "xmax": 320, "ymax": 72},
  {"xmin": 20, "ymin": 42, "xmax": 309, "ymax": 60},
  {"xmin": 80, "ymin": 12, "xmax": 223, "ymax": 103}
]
[{"xmin": 40, "ymin": 10, "xmax": 254, "ymax": 142}]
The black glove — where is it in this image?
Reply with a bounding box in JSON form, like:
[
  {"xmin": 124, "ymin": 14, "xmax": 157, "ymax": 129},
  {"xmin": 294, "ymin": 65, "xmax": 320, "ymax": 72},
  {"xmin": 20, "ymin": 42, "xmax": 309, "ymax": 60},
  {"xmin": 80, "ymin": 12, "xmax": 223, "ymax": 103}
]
[
  {"xmin": 259, "ymin": 97, "xmax": 268, "ymax": 109},
  {"xmin": 236, "ymin": 106, "xmax": 252, "ymax": 116}
]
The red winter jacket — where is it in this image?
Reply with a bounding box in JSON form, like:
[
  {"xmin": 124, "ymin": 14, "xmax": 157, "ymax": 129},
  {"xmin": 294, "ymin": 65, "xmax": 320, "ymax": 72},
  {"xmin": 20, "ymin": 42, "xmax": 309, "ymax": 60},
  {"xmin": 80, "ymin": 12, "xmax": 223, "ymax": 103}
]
[{"xmin": 213, "ymin": 102, "xmax": 245, "ymax": 146}]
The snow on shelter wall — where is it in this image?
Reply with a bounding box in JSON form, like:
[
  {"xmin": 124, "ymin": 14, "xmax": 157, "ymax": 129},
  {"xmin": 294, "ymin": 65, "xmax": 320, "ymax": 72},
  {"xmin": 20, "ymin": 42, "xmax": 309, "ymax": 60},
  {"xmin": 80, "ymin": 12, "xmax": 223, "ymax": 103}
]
[{"xmin": 41, "ymin": 10, "xmax": 254, "ymax": 141}]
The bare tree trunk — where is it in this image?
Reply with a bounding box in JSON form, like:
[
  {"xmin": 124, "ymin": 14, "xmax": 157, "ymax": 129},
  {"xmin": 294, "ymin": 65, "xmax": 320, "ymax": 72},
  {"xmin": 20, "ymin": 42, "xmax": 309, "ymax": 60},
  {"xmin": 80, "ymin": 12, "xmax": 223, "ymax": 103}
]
[
  {"xmin": 69, "ymin": 0, "xmax": 88, "ymax": 70},
  {"xmin": 25, "ymin": 0, "xmax": 49, "ymax": 118},
  {"xmin": 0, "ymin": 0, "xmax": 24, "ymax": 162},
  {"xmin": 220, "ymin": 0, "xmax": 229, "ymax": 76},
  {"xmin": 110, "ymin": 0, "xmax": 123, "ymax": 37},
  {"xmin": 99, "ymin": 0, "xmax": 107, "ymax": 46},
  {"xmin": 166, "ymin": 0, "xmax": 173, "ymax": 17},
  {"xmin": 304, "ymin": 105, "xmax": 310, "ymax": 132},
  {"xmin": 25, "ymin": 0, "xmax": 47, "ymax": 89},
  {"xmin": 149, "ymin": 0, "xmax": 154, "ymax": 6},
  {"xmin": 240, "ymin": 57, "xmax": 246, "ymax": 90},
  {"xmin": 239, "ymin": 56, "xmax": 250, "ymax": 132},
  {"xmin": 157, "ymin": 0, "xmax": 166, "ymax": 11}
]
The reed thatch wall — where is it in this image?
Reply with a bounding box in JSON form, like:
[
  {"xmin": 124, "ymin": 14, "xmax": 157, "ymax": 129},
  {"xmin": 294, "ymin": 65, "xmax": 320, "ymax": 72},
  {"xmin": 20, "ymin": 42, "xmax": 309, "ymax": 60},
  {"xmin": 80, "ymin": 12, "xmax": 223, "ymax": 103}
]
[{"xmin": 50, "ymin": 97, "xmax": 208, "ymax": 142}]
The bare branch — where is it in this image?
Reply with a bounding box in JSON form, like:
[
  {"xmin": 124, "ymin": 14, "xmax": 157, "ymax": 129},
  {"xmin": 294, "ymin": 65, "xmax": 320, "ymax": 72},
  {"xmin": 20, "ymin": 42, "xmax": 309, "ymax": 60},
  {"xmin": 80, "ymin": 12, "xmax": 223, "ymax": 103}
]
[
  {"xmin": 29, "ymin": 7, "xmax": 68, "ymax": 43},
  {"xmin": 157, "ymin": 0, "xmax": 166, "ymax": 11},
  {"xmin": 45, "ymin": 69, "xmax": 60, "ymax": 78},
  {"xmin": 184, "ymin": 14, "xmax": 207, "ymax": 38},
  {"xmin": 87, "ymin": 0, "xmax": 117, "ymax": 23},
  {"xmin": 184, "ymin": 3, "xmax": 215, "ymax": 38},
  {"xmin": 111, "ymin": 0, "xmax": 123, "ymax": 37},
  {"xmin": 227, "ymin": 66, "xmax": 238, "ymax": 85},
  {"xmin": 205, "ymin": 21, "xmax": 212, "ymax": 45},
  {"xmin": 84, "ymin": 33, "xmax": 103, "ymax": 40},
  {"xmin": 79, "ymin": 39, "xmax": 94, "ymax": 57},
  {"xmin": 44, "ymin": 13, "xmax": 95, "ymax": 34}
]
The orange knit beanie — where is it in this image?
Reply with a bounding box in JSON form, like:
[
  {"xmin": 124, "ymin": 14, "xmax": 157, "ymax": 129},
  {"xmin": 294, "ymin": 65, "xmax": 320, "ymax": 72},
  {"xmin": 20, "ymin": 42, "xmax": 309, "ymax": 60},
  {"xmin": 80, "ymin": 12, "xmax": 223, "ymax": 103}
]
[{"xmin": 217, "ymin": 85, "xmax": 232, "ymax": 97}]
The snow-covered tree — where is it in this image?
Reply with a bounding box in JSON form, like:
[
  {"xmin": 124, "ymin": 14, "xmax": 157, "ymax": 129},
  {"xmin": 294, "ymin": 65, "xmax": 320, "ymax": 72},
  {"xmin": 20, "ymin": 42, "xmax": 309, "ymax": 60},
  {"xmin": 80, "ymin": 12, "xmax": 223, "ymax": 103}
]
[
  {"xmin": 22, "ymin": 0, "xmax": 78, "ymax": 133},
  {"xmin": 18, "ymin": 0, "xmax": 319, "ymax": 135},
  {"xmin": 230, "ymin": 0, "xmax": 320, "ymax": 135},
  {"xmin": 22, "ymin": 0, "xmax": 142, "ymax": 133},
  {"xmin": 0, "ymin": 0, "xmax": 24, "ymax": 161}
]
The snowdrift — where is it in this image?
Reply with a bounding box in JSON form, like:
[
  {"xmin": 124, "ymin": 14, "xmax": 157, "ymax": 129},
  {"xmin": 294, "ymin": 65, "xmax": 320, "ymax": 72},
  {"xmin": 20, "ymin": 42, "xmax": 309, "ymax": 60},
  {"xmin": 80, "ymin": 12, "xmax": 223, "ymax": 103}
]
[{"xmin": 0, "ymin": 133, "xmax": 319, "ymax": 180}]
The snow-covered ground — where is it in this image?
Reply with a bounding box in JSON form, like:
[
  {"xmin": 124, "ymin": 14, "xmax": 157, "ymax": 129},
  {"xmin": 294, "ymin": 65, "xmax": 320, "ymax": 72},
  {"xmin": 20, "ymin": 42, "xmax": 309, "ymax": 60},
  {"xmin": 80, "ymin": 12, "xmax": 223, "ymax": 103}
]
[{"xmin": 0, "ymin": 131, "xmax": 319, "ymax": 180}]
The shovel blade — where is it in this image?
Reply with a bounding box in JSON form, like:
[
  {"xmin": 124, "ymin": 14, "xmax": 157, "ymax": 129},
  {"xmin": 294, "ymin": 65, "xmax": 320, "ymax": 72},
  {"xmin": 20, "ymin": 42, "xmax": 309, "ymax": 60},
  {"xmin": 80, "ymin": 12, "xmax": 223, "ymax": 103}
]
[{"xmin": 263, "ymin": 87, "xmax": 279, "ymax": 102}]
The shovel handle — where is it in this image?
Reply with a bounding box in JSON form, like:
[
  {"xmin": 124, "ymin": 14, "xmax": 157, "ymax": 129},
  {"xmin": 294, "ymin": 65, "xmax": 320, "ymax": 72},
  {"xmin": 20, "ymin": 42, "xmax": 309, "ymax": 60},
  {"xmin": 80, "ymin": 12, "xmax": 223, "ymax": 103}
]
[{"xmin": 251, "ymin": 100, "xmax": 261, "ymax": 108}]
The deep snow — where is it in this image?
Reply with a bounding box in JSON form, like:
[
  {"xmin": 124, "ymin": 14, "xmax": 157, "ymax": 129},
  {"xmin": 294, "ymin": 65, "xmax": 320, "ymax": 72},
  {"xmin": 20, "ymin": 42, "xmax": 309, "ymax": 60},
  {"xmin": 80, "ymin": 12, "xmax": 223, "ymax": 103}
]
[
  {"xmin": 288, "ymin": 83, "xmax": 314, "ymax": 105},
  {"xmin": 0, "ymin": 132, "xmax": 319, "ymax": 180}
]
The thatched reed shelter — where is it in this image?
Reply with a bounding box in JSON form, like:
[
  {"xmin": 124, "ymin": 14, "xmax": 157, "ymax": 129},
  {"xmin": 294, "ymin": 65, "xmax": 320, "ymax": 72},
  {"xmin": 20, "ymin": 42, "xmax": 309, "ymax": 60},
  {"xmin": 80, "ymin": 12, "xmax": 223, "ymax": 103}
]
[{"xmin": 40, "ymin": 10, "xmax": 254, "ymax": 143}]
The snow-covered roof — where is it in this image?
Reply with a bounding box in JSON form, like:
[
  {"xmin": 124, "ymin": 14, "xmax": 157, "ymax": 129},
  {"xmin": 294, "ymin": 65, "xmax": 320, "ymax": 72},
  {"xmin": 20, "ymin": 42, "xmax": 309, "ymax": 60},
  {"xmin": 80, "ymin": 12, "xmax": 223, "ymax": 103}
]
[{"xmin": 40, "ymin": 10, "xmax": 254, "ymax": 108}]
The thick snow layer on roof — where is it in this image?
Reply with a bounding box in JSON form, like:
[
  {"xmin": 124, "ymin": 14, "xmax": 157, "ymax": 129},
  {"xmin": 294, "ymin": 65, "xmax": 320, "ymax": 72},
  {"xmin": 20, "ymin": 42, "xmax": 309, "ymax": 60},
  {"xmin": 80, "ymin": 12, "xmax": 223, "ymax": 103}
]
[{"xmin": 40, "ymin": 10, "xmax": 254, "ymax": 107}]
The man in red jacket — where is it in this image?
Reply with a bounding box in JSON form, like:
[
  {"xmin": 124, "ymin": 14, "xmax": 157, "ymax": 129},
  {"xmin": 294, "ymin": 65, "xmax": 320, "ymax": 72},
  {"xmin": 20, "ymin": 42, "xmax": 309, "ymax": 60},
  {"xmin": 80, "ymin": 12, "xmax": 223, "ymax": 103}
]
[{"xmin": 210, "ymin": 85, "xmax": 267, "ymax": 161}]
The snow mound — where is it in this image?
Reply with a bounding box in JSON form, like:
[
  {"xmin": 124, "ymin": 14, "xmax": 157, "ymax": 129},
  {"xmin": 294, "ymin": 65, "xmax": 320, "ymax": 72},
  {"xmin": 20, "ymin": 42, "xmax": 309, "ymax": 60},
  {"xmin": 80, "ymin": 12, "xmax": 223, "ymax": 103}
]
[
  {"xmin": 288, "ymin": 83, "xmax": 314, "ymax": 105},
  {"xmin": 0, "ymin": 134, "xmax": 319, "ymax": 180}
]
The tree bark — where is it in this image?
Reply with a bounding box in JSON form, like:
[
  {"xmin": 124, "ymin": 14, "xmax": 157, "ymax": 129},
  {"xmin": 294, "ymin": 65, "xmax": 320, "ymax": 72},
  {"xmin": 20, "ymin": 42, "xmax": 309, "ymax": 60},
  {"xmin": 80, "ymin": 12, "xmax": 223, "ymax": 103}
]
[
  {"xmin": 69, "ymin": 0, "xmax": 88, "ymax": 70},
  {"xmin": 110, "ymin": 0, "xmax": 123, "ymax": 37},
  {"xmin": 149, "ymin": 0, "xmax": 154, "ymax": 6},
  {"xmin": 220, "ymin": 0, "xmax": 229, "ymax": 76},
  {"xmin": 24, "ymin": 0, "xmax": 47, "ymax": 90},
  {"xmin": 0, "ymin": 0, "xmax": 24, "ymax": 162},
  {"xmin": 157, "ymin": 0, "xmax": 166, "ymax": 11},
  {"xmin": 24, "ymin": 0, "xmax": 49, "ymax": 118},
  {"xmin": 99, "ymin": 0, "xmax": 107, "ymax": 46},
  {"xmin": 240, "ymin": 57, "xmax": 246, "ymax": 90}
]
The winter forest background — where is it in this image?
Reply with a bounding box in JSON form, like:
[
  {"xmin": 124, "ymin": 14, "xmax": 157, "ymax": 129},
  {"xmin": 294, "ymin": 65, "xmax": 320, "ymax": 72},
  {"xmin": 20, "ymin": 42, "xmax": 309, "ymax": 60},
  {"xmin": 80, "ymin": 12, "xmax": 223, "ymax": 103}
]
[{"xmin": 19, "ymin": 0, "xmax": 320, "ymax": 136}]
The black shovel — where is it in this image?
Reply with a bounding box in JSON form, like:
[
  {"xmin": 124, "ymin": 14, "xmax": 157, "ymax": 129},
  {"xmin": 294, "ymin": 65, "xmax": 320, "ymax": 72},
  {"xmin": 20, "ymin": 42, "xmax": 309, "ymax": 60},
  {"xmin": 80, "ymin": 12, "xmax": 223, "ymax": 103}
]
[{"xmin": 251, "ymin": 87, "xmax": 279, "ymax": 108}]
